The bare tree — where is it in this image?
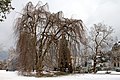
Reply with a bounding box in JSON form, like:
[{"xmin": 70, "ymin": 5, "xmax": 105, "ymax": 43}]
[{"xmin": 89, "ymin": 23, "xmax": 113, "ymax": 73}]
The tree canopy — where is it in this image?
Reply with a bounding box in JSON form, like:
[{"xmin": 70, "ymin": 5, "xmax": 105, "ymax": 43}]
[{"xmin": 0, "ymin": 0, "xmax": 14, "ymax": 21}]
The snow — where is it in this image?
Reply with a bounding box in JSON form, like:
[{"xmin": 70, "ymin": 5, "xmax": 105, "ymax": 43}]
[{"xmin": 0, "ymin": 70, "xmax": 120, "ymax": 80}]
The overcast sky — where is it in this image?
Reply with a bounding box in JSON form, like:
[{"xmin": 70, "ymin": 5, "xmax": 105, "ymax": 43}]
[{"xmin": 0, "ymin": 0, "xmax": 120, "ymax": 50}]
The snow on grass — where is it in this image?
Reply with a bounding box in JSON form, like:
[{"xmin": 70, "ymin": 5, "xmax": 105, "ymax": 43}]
[{"xmin": 0, "ymin": 70, "xmax": 120, "ymax": 80}]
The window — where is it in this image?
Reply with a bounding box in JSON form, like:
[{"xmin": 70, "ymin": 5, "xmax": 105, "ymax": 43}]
[
  {"xmin": 117, "ymin": 57, "xmax": 119, "ymax": 61},
  {"xmin": 114, "ymin": 63, "xmax": 116, "ymax": 67},
  {"xmin": 118, "ymin": 63, "xmax": 119, "ymax": 67},
  {"xmin": 114, "ymin": 57, "xmax": 116, "ymax": 61}
]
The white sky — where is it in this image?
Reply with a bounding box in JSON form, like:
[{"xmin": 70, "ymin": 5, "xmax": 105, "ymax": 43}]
[{"xmin": 0, "ymin": 0, "xmax": 120, "ymax": 50}]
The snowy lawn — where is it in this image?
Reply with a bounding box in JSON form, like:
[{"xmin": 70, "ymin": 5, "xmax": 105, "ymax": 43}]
[{"xmin": 0, "ymin": 70, "xmax": 120, "ymax": 80}]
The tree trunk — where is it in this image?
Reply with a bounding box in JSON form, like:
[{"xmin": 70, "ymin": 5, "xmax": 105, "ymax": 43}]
[
  {"xmin": 36, "ymin": 57, "xmax": 43, "ymax": 75},
  {"xmin": 93, "ymin": 59, "xmax": 97, "ymax": 73}
]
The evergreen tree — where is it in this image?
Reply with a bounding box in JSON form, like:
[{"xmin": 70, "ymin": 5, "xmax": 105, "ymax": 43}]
[{"xmin": 58, "ymin": 34, "xmax": 73, "ymax": 73}]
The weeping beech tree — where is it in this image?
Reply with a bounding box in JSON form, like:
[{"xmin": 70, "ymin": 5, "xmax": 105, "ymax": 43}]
[{"xmin": 15, "ymin": 1, "xmax": 86, "ymax": 75}]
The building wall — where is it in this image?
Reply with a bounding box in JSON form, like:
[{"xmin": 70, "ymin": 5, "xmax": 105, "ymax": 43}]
[{"xmin": 111, "ymin": 42, "xmax": 120, "ymax": 69}]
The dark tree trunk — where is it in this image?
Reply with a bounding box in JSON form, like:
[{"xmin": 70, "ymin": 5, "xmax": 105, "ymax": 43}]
[{"xmin": 93, "ymin": 59, "xmax": 97, "ymax": 73}]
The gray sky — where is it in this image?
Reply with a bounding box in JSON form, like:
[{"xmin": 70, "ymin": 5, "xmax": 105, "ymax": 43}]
[{"xmin": 0, "ymin": 0, "xmax": 120, "ymax": 50}]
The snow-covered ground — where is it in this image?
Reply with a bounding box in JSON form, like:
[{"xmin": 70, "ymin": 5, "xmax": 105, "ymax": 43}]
[{"xmin": 0, "ymin": 70, "xmax": 120, "ymax": 80}]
